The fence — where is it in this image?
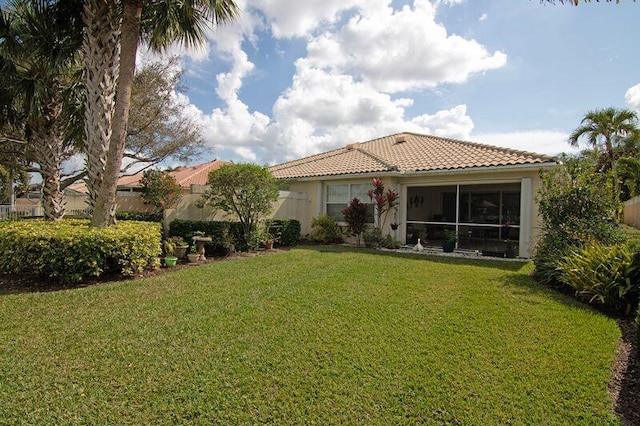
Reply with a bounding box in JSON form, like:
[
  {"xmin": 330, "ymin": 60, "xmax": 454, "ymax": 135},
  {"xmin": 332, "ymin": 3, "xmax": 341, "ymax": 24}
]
[
  {"xmin": 0, "ymin": 205, "xmax": 43, "ymax": 220},
  {"xmin": 623, "ymin": 195, "xmax": 640, "ymax": 229}
]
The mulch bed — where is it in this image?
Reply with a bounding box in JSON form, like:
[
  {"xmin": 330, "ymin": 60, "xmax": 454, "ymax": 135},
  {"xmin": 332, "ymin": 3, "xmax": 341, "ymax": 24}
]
[{"xmin": 0, "ymin": 248, "xmax": 638, "ymax": 424}]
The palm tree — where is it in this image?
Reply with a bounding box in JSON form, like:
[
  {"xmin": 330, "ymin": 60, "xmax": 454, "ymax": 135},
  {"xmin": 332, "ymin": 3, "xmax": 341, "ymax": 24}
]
[
  {"xmin": 568, "ymin": 107, "xmax": 640, "ymax": 203},
  {"xmin": 81, "ymin": 0, "xmax": 120, "ymax": 211},
  {"xmin": 90, "ymin": 0, "xmax": 239, "ymax": 227},
  {"xmin": 0, "ymin": 0, "xmax": 83, "ymax": 220}
]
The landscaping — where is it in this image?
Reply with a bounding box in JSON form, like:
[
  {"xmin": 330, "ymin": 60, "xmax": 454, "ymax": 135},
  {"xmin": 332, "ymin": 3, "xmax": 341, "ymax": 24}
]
[{"xmin": 0, "ymin": 247, "xmax": 625, "ymax": 424}]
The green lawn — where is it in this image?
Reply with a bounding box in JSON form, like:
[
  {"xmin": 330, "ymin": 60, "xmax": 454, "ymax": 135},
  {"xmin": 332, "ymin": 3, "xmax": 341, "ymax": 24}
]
[{"xmin": 0, "ymin": 247, "xmax": 621, "ymax": 424}]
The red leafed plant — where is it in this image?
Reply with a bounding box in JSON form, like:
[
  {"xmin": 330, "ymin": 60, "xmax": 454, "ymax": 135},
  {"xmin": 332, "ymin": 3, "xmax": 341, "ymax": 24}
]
[{"xmin": 367, "ymin": 177, "xmax": 399, "ymax": 229}]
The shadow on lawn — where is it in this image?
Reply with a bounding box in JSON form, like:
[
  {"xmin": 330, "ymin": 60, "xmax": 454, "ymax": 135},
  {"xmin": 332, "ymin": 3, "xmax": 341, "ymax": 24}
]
[{"xmin": 304, "ymin": 244, "xmax": 529, "ymax": 273}]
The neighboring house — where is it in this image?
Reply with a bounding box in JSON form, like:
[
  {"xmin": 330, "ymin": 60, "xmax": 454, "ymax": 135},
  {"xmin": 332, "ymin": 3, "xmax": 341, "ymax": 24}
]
[
  {"xmin": 61, "ymin": 159, "xmax": 231, "ymax": 214},
  {"xmin": 270, "ymin": 132, "xmax": 558, "ymax": 258}
]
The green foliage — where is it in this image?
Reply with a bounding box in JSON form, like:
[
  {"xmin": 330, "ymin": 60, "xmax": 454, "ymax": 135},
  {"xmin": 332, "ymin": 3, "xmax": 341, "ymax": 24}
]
[
  {"xmin": 444, "ymin": 229, "xmax": 458, "ymax": 242},
  {"xmin": 140, "ymin": 169, "xmax": 182, "ymax": 212},
  {"xmin": 380, "ymin": 233, "xmax": 402, "ymax": 249},
  {"xmin": 0, "ymin": 219, "xmax": 161, "ymax": 283},
  {"xmin": 363, "ymin": 227, "xmax": 383, "ymax": 248},
  {"xmin": 169, "ymin": 219, "xmax": 245, "ymax": 254},
  {"xmin": 200, "ymin": 164, "xmax": 279, "ymax": 247},
  {"xmin": 264, "ymin": 219, "xmax": 300, "ymax": 247},
  {"xmin": 342, "ymin": 198, "xmax": 369, "ymax": 246},
  {"xmin": 309, "ymin": 215, "xmax": 342, "ymax": 244},
  {"xmin": 558, "ymin": 241, "xmax": 639, "ymax": 314},
  {"xmin": 534, "ymin": 158, "xmax": 624, "ymax": 284},
  {"xmin": 116, "ymin": 211, "xmax": 163, "ymax": 222}
]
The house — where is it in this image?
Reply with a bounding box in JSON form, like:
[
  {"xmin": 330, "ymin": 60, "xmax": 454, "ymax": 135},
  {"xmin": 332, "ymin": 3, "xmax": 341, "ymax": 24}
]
[
  {"xmin": 270, "ymin": 132, "xmax": 558, "ymax": 258},
  {"xmin": 63, "ymin": 159, "xmax": 231, "ymax": 214}
]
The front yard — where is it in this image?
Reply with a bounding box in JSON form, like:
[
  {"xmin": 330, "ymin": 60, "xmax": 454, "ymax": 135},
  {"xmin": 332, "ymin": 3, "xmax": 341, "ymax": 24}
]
[{"xmin": 0, "ymin": 247, "xmax": 622, "ymax": 424}]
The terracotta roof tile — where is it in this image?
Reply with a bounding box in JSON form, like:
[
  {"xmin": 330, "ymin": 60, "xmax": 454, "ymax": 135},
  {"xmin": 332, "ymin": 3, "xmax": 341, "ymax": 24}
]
[
  {"xmin": 270, "ymin": 132, "xmax": 556, "ymax": 179},
  {"xmin": 118, "ymin": 160, "xmax": 230, "ymax": 188}
]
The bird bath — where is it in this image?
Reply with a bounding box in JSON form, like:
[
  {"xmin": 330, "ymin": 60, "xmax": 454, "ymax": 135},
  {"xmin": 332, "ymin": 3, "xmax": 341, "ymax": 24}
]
[{"xmin": 192, "ymin": 236, "xmax": 212, "ymax": 260}]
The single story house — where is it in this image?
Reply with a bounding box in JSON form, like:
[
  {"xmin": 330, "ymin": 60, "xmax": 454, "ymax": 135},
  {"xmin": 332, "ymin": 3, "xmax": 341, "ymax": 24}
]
[
  {"xmin": 64, "ymin": 159, "xmax": 230, "ymax": 213},
  {"xmin": 270, "ymin": 132, "xmax": 558, "ymax": 258}
]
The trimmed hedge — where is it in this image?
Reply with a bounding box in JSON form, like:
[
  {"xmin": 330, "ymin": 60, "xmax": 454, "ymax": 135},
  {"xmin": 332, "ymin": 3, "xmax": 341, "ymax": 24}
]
[
  {"xmin": 0, "ymin": 219, "xmax": 161, "ymax": 283},
  {"xmin": 169, "ymin": 219, "xmax": 301, "ymax": 253},
  {"xmin": 116, "ymin": 211, "xmax": 163, "ymax": 222},
  {"xmin": 265, "ymin": 219, "xmax": 301, "ymax": 247}
]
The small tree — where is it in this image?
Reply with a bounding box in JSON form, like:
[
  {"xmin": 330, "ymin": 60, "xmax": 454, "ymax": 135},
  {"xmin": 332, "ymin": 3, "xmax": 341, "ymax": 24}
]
[
  {"xmin": 199, "ymin": 163, "xmax": 279, "ymax": 249},
  {"xmin": 140, "ymin": 169, "xmax": 182, "ymax": 212},
  {"xmin": 342, "ymin": 198, "xmax": 369, "ymax": 246},
  {"xmin": 366, "ymin": 177, "xmax": 399, "ymax": 230}
]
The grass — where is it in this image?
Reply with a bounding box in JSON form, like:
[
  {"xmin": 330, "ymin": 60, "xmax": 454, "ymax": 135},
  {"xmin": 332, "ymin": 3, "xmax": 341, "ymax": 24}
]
[{"xmin": 0, "ymin": 247, "xmax": 621, "ymax": 424}]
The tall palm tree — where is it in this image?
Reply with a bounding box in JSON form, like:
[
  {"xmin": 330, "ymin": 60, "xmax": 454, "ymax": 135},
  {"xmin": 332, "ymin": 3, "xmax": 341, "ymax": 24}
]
[
  {"xmin": 90, "ymin": 0, "xmax": 239, "ymax": 227},
  {"xmin": 0, "ymin": 0, "xmax": 83, "ymax": 220},
  {"xmin": 82, "ymin": 0, "xmax": 120, "ymax": 211},
  {"xmin": 568, "ymin": 107, "xmax": 640, "ymax": 203}
]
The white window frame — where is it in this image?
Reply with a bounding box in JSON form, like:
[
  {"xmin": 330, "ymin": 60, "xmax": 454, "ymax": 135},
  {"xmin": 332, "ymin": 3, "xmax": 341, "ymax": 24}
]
[{"xmin": 325, "ymin": 183, "xmax": 374, "ymax": 224}]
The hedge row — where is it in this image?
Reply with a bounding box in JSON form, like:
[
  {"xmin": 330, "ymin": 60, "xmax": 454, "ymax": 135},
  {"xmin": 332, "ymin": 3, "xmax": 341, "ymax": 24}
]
[
  {"xmin": 0, "ymin": 219, "xmax": 161, "ymax": 283},
  {"xmin": 264, "ymin": 219, "xmax": 301, "ymax": 247},
  {"xmin": 169, "ymin": 219, "xmax": 300, "ymax": 253}
]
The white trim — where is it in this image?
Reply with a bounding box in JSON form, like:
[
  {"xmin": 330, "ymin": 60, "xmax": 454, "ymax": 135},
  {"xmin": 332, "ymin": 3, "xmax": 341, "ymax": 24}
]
[{"xmin": 519, "ymin": 177, "xmax": 533, "ymax": 258}]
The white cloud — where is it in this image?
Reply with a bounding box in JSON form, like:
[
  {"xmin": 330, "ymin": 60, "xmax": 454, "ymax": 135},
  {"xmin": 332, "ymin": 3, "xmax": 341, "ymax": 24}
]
[
  {"xmin": 479, "ymin": 13, "xmax": 488, "ymax": 22},
  {"xmin": 166, "ymin": 0, "xmax": 508, "ymax": 164},
  {"xmin": 303, "ymin": 0, "xmax": 506, "ymax": 92},
  {"xmin": 625, "ymin": 83, "xmax": 640, "ymax": 113},
  {"xmin": 471, "ymin": 130, "xmax": 578, "ymax": 156}
]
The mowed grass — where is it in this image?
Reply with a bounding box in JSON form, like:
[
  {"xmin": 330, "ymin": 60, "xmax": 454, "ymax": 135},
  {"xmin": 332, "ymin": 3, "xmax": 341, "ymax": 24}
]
[{"xmin": 0, "ymin": 247, "xmax": 621, "ymax": 424}]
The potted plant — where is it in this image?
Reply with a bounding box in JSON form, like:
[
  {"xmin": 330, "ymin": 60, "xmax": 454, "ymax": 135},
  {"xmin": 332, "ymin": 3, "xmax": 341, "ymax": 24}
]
[
  {"xmin": 172, "ymin": 236, "xmax": 189, "ymax": 260},
  {"xmin": 187, "ymin": 244, "xmax": 200, "ymax": 263},
  {"xmin": 442, "ymin": 229, "xmax": 457, "ymax": 253},
  {"xmin": 390, "ymin": 222, "xmax": 399, "ymax": 231},
  {"xmin": 163, "ymin": 239, "xmax": 178, "ymax": 267}
]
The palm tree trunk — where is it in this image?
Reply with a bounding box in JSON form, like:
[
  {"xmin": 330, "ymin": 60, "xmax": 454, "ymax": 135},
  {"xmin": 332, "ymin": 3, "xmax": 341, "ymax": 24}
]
[
  {"xmin": 82, "ymin": 0, "xmax": 120, "ymax": 210},
  {"xmin": 31, "ymin": 101, "xmax": 66, "ymax": 221},
  {"xmin": 91, "ymin": 0, "xmax": 143, "ymax": 227}
]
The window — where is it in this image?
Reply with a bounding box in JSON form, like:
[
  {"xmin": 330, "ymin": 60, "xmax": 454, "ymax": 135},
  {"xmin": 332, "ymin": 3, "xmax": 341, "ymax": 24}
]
[{"xmin": 326, "ymin": 183, "xmax": 374, "ymax": 223}]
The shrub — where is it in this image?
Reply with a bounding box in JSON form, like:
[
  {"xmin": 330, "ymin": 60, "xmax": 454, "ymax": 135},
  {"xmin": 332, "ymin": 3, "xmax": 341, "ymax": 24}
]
[
  {"xmin": 169, "ymin": 219, "xmax": 245, "ymax": 253},
  {"xmin": 342, "ymin": 198, "xmax": 369, "ymax": 246},
  {"xmin": 309, "ymin": 215, "xmax": 342, "ymax": 244},
  {"xmin": 557, "ymin": 240, "xmax": 639, "ymax": 315},
  {"xmin": 116, "ymin": 211, "xmax": 163, "ymax": 222},
  {"xmin": 264, "ymin": 219, "xmax": 300, "ymax": 247},
  {"xmin": 534, "ymin": 159, "xmax": 623, "ymax": 284},
  {"xmin": 0, "ymin": 219, "xmax": 161, "ymax": 284}
]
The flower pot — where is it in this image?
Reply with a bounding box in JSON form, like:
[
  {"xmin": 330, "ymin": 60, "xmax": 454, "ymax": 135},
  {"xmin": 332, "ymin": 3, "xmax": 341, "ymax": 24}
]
[
  {"xmin": 264, "ymin": 240, "xmax": 274, "ymax": 250},
  {"xmin": 442, "ymin": 240, "xmax": 456, "ymax": 253},
  {"xmin": 173, "ymin": 245, "xmax": 189, "ymax": 260},
  {"xmin": 164, "ymin": 256, "xmax": 178, "ymax": 267},
  {"xmin": 187, "ymin": 253, "xmax": 200, "ymax": 263}
]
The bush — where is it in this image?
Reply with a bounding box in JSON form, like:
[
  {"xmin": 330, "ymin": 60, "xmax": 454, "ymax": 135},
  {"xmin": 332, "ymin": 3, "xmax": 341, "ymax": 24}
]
[
  {"xmin": 264, "ymin": 219, "xmax": 301, "ymax": 247},
  {"xmin": 170, "ymin": 219, "xmax": 300, "ymax": 253},
  {"xmin": 534, "ymin": 160, "xmax": 623, "ymax": 284},
  {"xmin": 116, "ymin": 211, "xmax": 163, "ymax": 222},
  {"xmin": 0, "ymin": 219, "xmax": 161, "ymax": 284},
  {"xmin": 557, "ymin": 240, "xmax": 639, "ymax": 315},
  {"xmin": 169, "ymin": 219, "xmax": 245, "ymax": 253},
  {"xmin": 309, "ymin": 215, "xmax": 342, "ymax": 244}
]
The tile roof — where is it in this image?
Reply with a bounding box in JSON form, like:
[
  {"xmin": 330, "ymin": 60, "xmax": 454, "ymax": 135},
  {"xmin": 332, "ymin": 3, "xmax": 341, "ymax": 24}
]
[
  {"xmin": 270, "ymin": 132, "xmax": 556, "ymax": 179},
  {"xmin": 64, "ymin": 160, "xmax": 230, "ymax": 193}
]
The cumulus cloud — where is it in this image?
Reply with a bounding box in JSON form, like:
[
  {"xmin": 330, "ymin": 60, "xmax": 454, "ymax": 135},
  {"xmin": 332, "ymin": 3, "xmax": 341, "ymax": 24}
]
[
  {"xmin": 625, "ymin": 83, "xmax": 640, "ymax": 113},
  {"xmin": 303, "ymin": 0, "xmax": 506, "ymax": 92},
  {"xmin": 163, "ymin": 0, "xmax": 508, "ymax": 164}
]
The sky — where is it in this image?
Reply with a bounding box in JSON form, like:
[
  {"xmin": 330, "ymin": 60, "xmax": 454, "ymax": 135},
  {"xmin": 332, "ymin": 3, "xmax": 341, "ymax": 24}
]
[{"xmin": 144, "ymin": 0, "xmax": 640, "ymax": 167}]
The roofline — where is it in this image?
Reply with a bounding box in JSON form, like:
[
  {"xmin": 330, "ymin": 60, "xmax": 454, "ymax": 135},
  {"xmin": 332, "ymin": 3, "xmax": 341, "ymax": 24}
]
[{"xmin": 275, "ymin": 161, "xmax": 557, "ymax": 181}]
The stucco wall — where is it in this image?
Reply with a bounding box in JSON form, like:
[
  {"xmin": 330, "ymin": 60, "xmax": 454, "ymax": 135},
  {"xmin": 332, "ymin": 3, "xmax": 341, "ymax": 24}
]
[
  {"xmin": 286, "ymin": 167, "xmax": 550, "ymax": 257},
  {"xmin": 624, "ymin": 195, "xmax": 640, "ymax": 229}
]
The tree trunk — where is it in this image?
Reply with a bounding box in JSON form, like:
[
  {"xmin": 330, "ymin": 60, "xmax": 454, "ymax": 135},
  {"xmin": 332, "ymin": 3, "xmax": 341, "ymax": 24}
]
[
  {"xmin": 91, "ymin": 0, "xmax": 143, "ymax": 227},
  {"xmin": 82, "ymin": 0, "xmax": 120, "ymax": 210},
  {"xmin": 31, "ymin": 101, "xmax": 66, "ymax": 221}
]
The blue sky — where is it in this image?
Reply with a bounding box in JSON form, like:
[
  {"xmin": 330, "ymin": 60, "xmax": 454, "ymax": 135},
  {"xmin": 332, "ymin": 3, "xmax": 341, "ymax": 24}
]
[{"xmin": 151, "ymin": 0, "xmax": 640, "ymax": 166}]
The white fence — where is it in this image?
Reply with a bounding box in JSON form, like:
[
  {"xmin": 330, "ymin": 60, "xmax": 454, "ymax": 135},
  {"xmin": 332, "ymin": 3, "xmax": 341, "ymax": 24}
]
[{"xmin": 0, "ymin": 205, "xmax": 43, "ymax": 220}]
